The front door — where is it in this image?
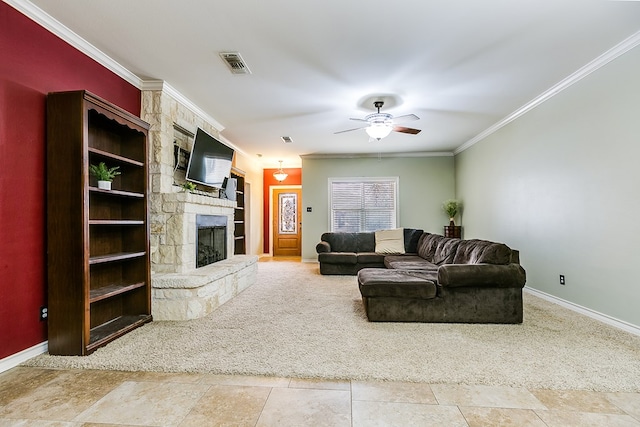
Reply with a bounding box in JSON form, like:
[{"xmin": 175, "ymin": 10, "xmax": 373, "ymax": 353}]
[{"xmin": 272, "ymin": 188, "xmax": 301, "ymax": 256}]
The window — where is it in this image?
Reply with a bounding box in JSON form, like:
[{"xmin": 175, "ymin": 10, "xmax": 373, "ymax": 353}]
[{"xmin": 329, "ymin": 177, "xmax": 398, "ymax": 232}]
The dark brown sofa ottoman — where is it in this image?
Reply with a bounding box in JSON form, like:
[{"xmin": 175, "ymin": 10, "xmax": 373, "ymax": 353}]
[
  {"xmin": 357, "ymin": 264, "xmax": 525, "ymax": 323},
  {"xmin": 358, "ymin": 268, "xmax": 438, "ymax": 322}
]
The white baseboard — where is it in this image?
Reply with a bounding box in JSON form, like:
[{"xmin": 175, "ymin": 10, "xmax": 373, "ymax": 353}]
[
  {"xmin": 525, "ymin": 287, "xmax": 640, "ymax": 337},
  {"xmin": 0, "ymin": 341, "xmax": 48, "ymax": 374}
]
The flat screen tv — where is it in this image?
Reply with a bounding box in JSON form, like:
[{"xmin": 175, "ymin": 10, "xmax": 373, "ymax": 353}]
[{"xmin": 185, "ymin": 128, "xmax": 234, "ymax": 189}]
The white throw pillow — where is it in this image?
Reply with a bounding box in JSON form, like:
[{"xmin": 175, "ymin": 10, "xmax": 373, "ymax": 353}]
[{"xmin": 375, "ymin": 228, "xmax": 405, "ymax": 254}]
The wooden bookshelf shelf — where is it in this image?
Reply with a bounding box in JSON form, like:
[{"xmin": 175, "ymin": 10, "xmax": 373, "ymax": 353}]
[
  {"xmin": 89, "ymin": 281, "xmax": 147, "ymax": 303},
  {"xmin": 89, "ymin": 251, "xmax": 147, "ymax": 265},
  {"xmin": 87, "ymin": 314, "xmax": 152, "ymax": 351},
  {"xmin": 89, "ymin": 220, "xmax": 145, "ymax": 225},
  {"xmin": 89, "ymin": 187, "xmax": 145, "ymax": 198},
  {"xmin": 88, "ymin": 147, "xmax": 145, "ymax": 167}
]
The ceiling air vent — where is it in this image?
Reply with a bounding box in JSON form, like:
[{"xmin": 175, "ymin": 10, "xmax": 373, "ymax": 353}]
[
  {"xmin": 281, "ymin": 136, "xmax": 293, "ymax": 143},
  {"xmin": 219, "ymin": 52, "xmax": 252, "ymax": 75}
]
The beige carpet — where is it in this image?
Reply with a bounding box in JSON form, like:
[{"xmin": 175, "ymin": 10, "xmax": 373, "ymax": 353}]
[{"xmin": 24, "ymin": 262, "xmax": 640, "ymax": 392}]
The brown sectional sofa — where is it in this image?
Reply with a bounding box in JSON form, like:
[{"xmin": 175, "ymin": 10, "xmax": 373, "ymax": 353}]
[
  {"xmin": 316, "ymin": 231, "xmax": 526, "ymax": 324},
  {"xmin": 315, "ymin": 228, "xmax": 423, "ymax": 275}
]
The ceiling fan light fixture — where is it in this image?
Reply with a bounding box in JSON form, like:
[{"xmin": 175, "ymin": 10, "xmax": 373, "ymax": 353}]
[
  {"xmin": 273, "ymin": 160, "xmax": 288, "ymax": 182},
  {"xmin": 366, "ymin": 123, "xmax": 393, "ymax": 140}
]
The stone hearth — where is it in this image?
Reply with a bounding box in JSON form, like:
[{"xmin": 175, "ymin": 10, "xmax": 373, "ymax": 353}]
[{"xmin": 151, "ymin": 255, "xmax": 257, "ymax": 321}]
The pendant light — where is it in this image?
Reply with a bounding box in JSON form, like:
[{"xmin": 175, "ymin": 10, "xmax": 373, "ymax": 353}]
[{"xmin": 273, "ymin": 160, "xmax": 288, "ymax": 182}]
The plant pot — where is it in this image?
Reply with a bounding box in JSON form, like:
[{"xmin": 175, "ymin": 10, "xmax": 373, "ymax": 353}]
[
  {"xmin": 97, "ymin": 180, "xmax": 112, "ymax": 190},
  {"xmin": 444, "ymin": 225, "xmax": 461, "ymax": 238}
]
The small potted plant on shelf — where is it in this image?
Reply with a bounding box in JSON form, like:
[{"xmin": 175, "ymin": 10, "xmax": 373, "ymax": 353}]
[
  {"xmin": 442, "ymin": 199, "xmax": 462, "ymax": 226},
  {"xmin": 182, "ymin": 182, "xmax": 196, "ymax": 192},
  {"xmin": 89, "ymin": 162, "xmax": 120, "ymax": 190}
]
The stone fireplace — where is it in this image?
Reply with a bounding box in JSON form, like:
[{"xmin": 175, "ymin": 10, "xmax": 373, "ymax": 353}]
[
  {"xmin": 141, "ymin": 81, "xmax": 258, "ymax": 321},
  {"xmin": 149, "ymin": 191, "xmax": 236, "ymax": 274}
]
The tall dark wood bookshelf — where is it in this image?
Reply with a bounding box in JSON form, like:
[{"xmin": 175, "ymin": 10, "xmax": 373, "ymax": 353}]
[
  {"xmin": 46, "ymin": 90, "xmax": 152, "ymax": 356},
  {"xmin": 231, "ymin": 168, "xmax": 246, "ymax": 255}
]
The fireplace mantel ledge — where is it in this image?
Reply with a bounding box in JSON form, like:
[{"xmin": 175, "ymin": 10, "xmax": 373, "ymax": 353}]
[{"xmin": 163, "ymin": 187, "xmax": 236, "ymax": 209}]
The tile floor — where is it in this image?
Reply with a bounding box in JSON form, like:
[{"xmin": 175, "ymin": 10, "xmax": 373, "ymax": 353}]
[
  {"xmin": 4, "ymin": 257, "xmax": 640, "ymax": 425},
  {"xmin": 2, "ymin": 366, "xmax": 640, "ymax": 426}
]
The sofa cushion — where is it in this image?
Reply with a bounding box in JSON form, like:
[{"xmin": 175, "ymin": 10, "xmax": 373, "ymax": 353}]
[
  {"xmin": 375, "ymin": 228, "xmax": 405, "ymax": 254},
  {"xmin": 356, "ymin": 232, "xmax": 376, "ymax": 252},
  {"xmin": 358, "ymin": 269, "xmax": 437, "ymax": 299},
  {"xmin": 452, "ymin": 239, "xmax": 512, "ymax": 265},
  {"xmin": 357, "ymin": 252, "xmax": 386, "ymax": 264},
  {"xmin": 403, "ymin": 228, "xmax": 424, "ymax": 253},
  {"xmin": 433, "ymin": 237, "xmax": 461, "ymax": 265},
  {"xmin": 384, "ymin": 255, "xmax": 438, "ymax": 272},
  {"xmin": 318, "ymin": 252, "xmax": 357, "ymax": 265},
  {"xmin": 417, "ymin": 233, "xmax": 442, "ymax": 262},
  {"xmin": 476, "ymin": 243, "xmax": 512, "ymax": 265},
  {"xmin": 320, "ymin": 232, "xmax": 356, "ymax": 252}
]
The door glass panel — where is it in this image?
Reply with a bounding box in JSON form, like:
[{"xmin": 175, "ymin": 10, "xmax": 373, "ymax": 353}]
[{"xmin": 279, "ymin": 193, "xmax": 297, "ymax": 234}]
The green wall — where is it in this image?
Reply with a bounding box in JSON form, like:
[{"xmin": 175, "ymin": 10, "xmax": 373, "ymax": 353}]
[
  {"xmin": 301, "ymin": 155, "xmax": 455, "ymax": 261},
  {"xmin": 455, "ymin": 46, "xmax": 640, "ymax": 327}
]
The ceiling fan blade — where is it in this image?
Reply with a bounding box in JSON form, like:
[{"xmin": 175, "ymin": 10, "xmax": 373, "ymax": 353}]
[
  {"xmin": 393, "ymin": 126, "xmax": 421, "ymax": 135},
  {"xmin": 349, "ymin": 117, "xmax": 369, "ymax": 122},
  {"xmin": 392, "ymin": 114, "xmax": 419, "ymax": 123},
  {"xmin": 334, "ymin": 126, "xmax": 367, "ymax": 134}
]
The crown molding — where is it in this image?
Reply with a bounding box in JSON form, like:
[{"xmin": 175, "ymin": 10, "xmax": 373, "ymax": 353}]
[
  {"xmin": 455, "ymin": 30, "xmax": 640, "ymax": 155},
  {"xmin": 139, "ymin": 80, "xmax": 165, "ymax": 91},
  {"xmin": 301, "ymin": 151, "xmax": 453, "ymax": 160},
  {"xmin": 141, "ymin": 80, "xmax": 226, "ymax": 133},
  {"xmin": 7, "ymin": 1, "xmax": 245, "ymax": 155},
  {"xmin": 138, "ymin": 80, "xmax": 258, "ymax": 159},
  {"xmin": 5, "ymin": 0, "xmax": 142, "ymax": 88}
]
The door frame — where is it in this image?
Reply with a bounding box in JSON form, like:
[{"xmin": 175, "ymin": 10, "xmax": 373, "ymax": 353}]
[{"xmin": 268, "ymin": 184, "xmax": 302, "ymax": 256}]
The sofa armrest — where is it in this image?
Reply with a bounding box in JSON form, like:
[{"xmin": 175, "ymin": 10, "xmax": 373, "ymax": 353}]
[
  {"xmin": 316, "ymin": 241, "xmax": 331, "ymax": 253},
  {"xmin": 437, "ymin": 263, "xmax": 526, "ymax": 288}
]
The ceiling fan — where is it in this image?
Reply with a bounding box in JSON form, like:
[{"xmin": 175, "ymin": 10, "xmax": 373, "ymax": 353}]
[{"xmin": 335, "ymin": 101, "xmax": 421, "ymax": 140}]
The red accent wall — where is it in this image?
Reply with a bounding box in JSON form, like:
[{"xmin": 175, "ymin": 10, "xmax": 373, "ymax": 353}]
[
  {"xmin": 263, "ymin": 168, "xmax": 302, "ymax": 253},
  {"xmin": 0, "ymin": 3, "xmax": 141, "ymax": 359}
]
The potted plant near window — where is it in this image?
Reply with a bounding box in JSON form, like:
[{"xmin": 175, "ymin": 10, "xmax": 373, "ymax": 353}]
[{"xmin": 89, "ymin": 162, "xmax": 120, "ymax": 190}]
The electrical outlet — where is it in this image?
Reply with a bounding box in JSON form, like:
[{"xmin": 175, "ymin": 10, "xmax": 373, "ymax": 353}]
[
  {"xmin": 40, "ymin": 306, "xmax": 48, "ymax": 321},
  {"xmin": 559, "ymin": 275, "xmax": 565, "ymax": 285}
]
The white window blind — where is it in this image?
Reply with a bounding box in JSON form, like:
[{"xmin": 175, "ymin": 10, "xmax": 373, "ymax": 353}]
[{"xmin": 329, "ymin": 178, "xmax": 398, "ymax": 232}]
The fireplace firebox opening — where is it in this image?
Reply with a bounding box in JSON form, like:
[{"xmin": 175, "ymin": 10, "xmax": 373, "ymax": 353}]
[{"xmin": 196, "ymin": 215, "xmax": 227, "ymax": 268}]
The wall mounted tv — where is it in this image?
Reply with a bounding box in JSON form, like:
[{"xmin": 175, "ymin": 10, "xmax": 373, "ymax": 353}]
[{"xmin": 185, "ymin": 128, "xmax": 234, "ymax": 189}]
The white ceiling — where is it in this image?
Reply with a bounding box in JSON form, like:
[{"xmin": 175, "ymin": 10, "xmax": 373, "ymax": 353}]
[{"xmin": 17, "ymin": 0, "xmax": 640, "ymax": 167}]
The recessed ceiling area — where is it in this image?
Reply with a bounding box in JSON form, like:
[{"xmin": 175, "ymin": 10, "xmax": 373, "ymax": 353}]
[{"xmin": 19, "ymin": 0, "xmax": 640, "ymax": 167}]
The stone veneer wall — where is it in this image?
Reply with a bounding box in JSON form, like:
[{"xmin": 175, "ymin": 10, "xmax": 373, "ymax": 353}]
[
  {"xmin": 141, "ymin": 86, "xmax": 235, "ymax": 273},
  {"xmin": 150, "ymin": 193, "xmax": 235, "ymax": 274},
  {"xmin": 140, "ymin": 83, "xmax": 258, "ymax": 321}
]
